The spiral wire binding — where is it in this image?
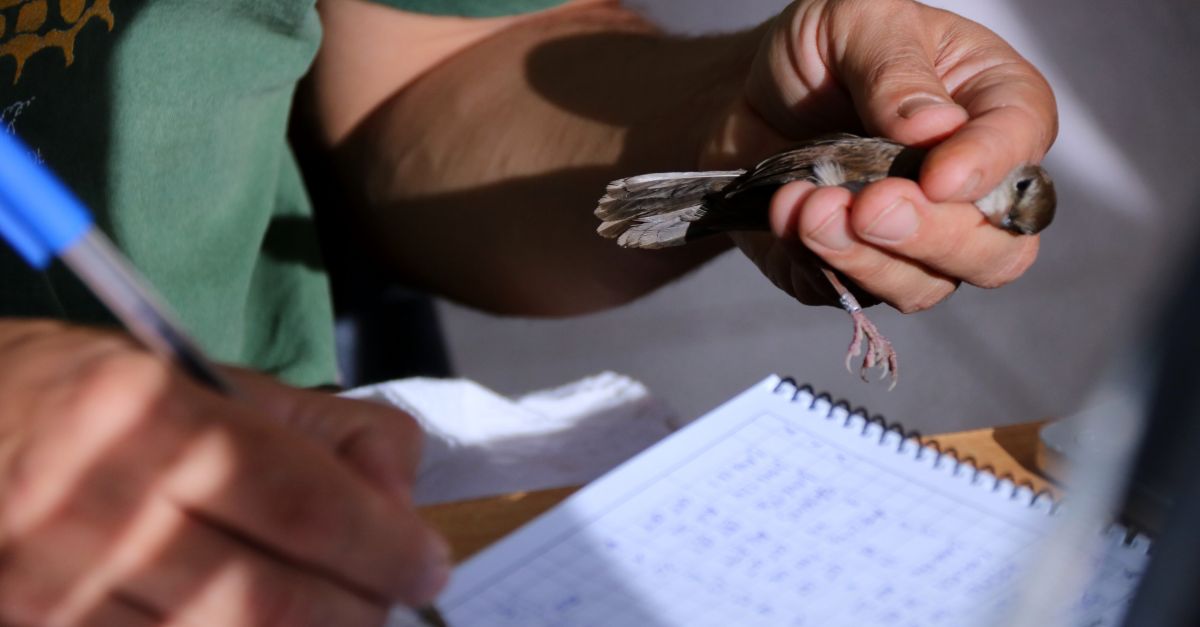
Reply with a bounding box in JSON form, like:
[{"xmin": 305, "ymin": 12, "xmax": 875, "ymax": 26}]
[
  {"xmin": 772, "ymin": 376, "xmax": 1059, "ymax": 510},
  {"xmin": 770, "ymin": 376, "xmax": 1155, "ymax": 551}
]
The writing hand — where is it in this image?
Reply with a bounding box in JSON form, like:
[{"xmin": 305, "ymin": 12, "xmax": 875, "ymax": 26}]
[{"xmin": 0, "ymin": 321, "xmax": 448, "ymax": 626}]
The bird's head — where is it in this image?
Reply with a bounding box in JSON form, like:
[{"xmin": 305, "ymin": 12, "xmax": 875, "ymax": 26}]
[{"xmin": 974, "ymin": 164, "xmax": 1056, "ymax": 235}]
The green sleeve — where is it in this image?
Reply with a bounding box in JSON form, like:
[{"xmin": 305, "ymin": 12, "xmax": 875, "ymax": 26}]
[{"xmin": 366, "ymin": 0, "xmax": 568, "ymax": 17}]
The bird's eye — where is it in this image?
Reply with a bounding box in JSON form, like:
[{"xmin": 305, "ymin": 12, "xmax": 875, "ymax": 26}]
[{"xmin": 1015, "ymin": 178, "xmax": 1033, "ymax": 194}]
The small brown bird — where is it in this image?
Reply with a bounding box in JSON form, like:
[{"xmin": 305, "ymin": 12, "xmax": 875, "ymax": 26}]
[{"xmin": 595, "ymin": 133, "xmax": 1056, "ymax": 388}]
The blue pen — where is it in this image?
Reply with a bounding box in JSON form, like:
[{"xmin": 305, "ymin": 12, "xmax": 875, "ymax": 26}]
[{"xmin": 0, "ymin": 130, "xmax": 449, "ymax": 627}]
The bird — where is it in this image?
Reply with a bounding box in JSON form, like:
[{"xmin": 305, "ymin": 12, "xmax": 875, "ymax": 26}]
[{"xmin": 594, "ymin": 133, "xmax": 1056, "ymax": 389}]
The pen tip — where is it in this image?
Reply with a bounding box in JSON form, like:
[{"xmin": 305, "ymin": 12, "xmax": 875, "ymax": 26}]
[{"xmin": 417, "ymin": 605, "xmax": 450, "ymax": 627}]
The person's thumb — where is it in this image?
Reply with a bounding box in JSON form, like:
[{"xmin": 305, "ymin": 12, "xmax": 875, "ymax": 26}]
[{"xmin": 830, "ymin": 1, "xmax": 968, "ymax": 145}]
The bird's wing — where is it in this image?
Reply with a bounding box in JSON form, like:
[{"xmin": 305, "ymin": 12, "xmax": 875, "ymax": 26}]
[{"xmin": 723, "ymin": 135, "xmax": 906, "ymax": 197}]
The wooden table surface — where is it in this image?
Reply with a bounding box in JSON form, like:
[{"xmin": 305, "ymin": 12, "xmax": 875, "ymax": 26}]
[{"xmin": 418, "ymin": 421, "xmax": 1053, "ymax": 564}]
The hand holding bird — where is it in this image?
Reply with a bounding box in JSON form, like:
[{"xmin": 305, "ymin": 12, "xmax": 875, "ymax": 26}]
[
  {"xmin": 693, "ymin": 0, "xmax": 1056, "ymax": 309},
  {"xmin": 588, "ymin": 0, "xmax": 1057, "ymax": 387},
  {"xmin": 596, "ymin": 134, "xmax": 1055, "ymax": 387}
]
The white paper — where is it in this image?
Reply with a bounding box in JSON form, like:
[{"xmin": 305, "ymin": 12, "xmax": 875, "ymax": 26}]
[
  {"xmin": 397, "ymin": 376, "xmax": 1146, "ymax": 627},
  {"xmin": 344, "ymin": 372, "xmax": 679, "ymax": 504}
]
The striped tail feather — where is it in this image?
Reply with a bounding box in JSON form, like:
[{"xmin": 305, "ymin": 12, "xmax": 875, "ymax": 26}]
[{"xmin": 595, "ymin": 170, "xmax": 743, "ymax": 249}]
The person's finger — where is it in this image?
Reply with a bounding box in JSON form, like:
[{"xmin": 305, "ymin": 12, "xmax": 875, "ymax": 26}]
[
  {"xmin": 0, "ymin": 558, "xmax": 160, "ymax": 626},
  {"xmin": 78, "ymin": 598, "xmax": 160, "ymax": 627},
  {"xmin": 783, "ymin": 182, "xmax": 959, "ymax": 313},
  {"xmin": 759, "ymin": 181, "xmax": 836, "ymax": 305},
  {"xmin": 768, "ymin": 179, "xmax": 819, "ymax": 239},
  {"xmin": 847, "ymin": 177, "xmax": 1040, "ymax": 288},
  {"xmin": 823, "ymin": 0, "xmax": 1057, "ymax": 202},
  {"xmin": 830, "ymin": 0, "xmax": 970, "ymax": 146},
  {"xmin": 916, "ymin": 22, "xmax": 1057, "ymax": 201},
  {"xmin": 0, "ymin": 466, "xmax": 160, "ymax": 627},
  {"xmin": 38, "ymin": 597, "xmax": 161, "ymax": 627},
  {"xmin": 115, "ymin": 498, "xmax": 386, "ymax": 627},
  {"xmin": 227, "ymin": 370, "xmax": 424, "ymax": 504},
  {"xmin": 0, "ymin": 477, "xmax": 386, "ymax": 627},
  {"xmin": 157, "ymin": 387, "xmax": 451, "ymax": 605},
  {"xmin": 921, "ymin": 71, "xmax": 1056, "ymax": 201}
]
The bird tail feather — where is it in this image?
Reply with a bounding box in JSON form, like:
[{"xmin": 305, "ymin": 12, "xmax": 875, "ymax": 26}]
[{"xmin": 595, "ymin": 170, "xmax": 743, "ymax": 249}]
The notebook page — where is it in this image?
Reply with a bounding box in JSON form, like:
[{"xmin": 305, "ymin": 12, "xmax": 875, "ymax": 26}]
[{"xmin": 423, "ymin": 376, "xmax": 1146, "ymax": 627}]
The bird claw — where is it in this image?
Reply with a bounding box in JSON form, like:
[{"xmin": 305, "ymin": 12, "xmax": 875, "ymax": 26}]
[
  {"xmin": 843, "ymin": 309, "xmax": 899, "ymax": 390},
  {"xmin": 820, "ymin": 266, "xmax": 899, "ymax": 389}
]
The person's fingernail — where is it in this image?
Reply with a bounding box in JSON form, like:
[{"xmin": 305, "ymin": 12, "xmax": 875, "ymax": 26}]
[
  {"xmin": 808, "ymin": 204, "xmax": 853, "ymax": 251},
  {"xmin": 956, "ymin": 170, "xmax": 983, "ymax": 200},
  {"xmin": 864, "ymin": 199, "xmax": 919, "ymax": 243},
  {"xmin": 899, "ymin": 96, "xmax": 951, "ymax": 120}
]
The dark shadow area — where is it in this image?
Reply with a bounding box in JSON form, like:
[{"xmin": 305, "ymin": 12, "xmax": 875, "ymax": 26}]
[
  {"xmin": 260, "ymin": 214, "xmax": 326, "ymax": 273},
  {"xmin": 1115, "ymin": 201, "xmax": 1200, "ymax": 626},
  {"xmin": 291, "ymin": 122, "xmax": 454, "ymax": 387},
  {"xmin": 1121, "ymin": 174, "xmax": 1200, "ymax": 509},
  {"xmin": 314, "ymin": 161, "xmax": 728, "ymax": 317},
  {"xmin": 522, "ymin": 29, "xmax": 861, "ymax": 138}
]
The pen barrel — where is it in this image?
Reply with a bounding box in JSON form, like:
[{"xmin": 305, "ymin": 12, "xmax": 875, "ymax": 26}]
[
  {"xmin": 60, "ymin": 229, "xmax": 234, "ymax": 394},
  {"xmin": 0, "ymin": 132, "xmax": 92, "ymax": 268}
]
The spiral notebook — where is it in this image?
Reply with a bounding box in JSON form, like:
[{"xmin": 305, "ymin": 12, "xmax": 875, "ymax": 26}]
[{"xmin": 422, "ymin": 376, "xmax": 1149, "ymax": 626}]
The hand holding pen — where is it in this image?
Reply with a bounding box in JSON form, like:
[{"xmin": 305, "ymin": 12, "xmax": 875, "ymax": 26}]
[{"xmin": 0, "ymin": 131, "xmax": 451, "ymax": 626}]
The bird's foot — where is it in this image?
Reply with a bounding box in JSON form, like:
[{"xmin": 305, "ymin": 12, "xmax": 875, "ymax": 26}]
[
  {"xmin": 844, "ymin": 309, "xmax": 899, "ymax": 390},
  {"xmin": 820, "ymin": 266, "xmax": 900, "ymax": 389}
]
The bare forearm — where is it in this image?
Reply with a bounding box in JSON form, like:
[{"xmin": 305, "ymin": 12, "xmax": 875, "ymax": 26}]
[{"xmin": 308, "ymin": 2, "xmax": 764, "ymax": 315}]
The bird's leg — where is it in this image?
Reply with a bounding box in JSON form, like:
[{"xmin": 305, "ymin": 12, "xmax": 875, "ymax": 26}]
[{"xmin": 820, "ymin": 267, "xmax": 899, "ymax": 390}]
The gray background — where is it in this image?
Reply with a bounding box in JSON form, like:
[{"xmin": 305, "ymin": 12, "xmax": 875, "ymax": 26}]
[{"xmin": 434, "ymin": 0, "xmax": 1200, "ymax": 433}]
